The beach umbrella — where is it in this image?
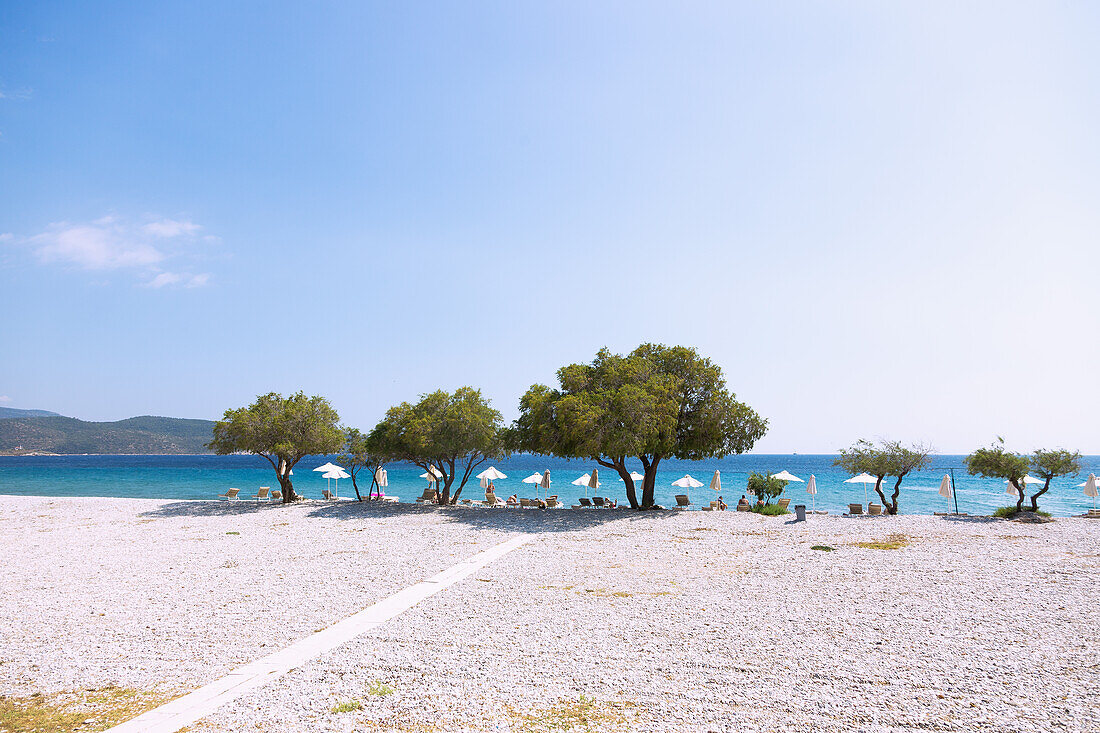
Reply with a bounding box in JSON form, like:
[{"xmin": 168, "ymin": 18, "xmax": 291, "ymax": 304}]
[
  {"xmin": 771, "ymin": 470, "xmax": 804, "ymax": 483},
  {"xmin": 572, "ymin": 473, "xmax": 596, "ymax": 497},
  {"xmin": 845, "ymin": 473, "xmax": 878, "ymax": 505},
  {"xmin": 1022, "ymin": 475, "xmax": 1044, "ymax": 486},
  {"xmin": 806, "ymin": 474, "xmax": 817, "ymax": 513},
  {"xmin": 540, "ymin": 470, "xmax": 552, "ymax": 498},
  {"xmin": 938, "ymin": 474, "xmax": 952, "ymax": 513},
  {"xmin": 479, "ymin": 476, "xmax": 490, "ymax": 489},
  {"xmin": 671, "ymin": 474, "xmax": 704, "ymax": 489},
  {"xmin": 709, "ymin": 470, "xmax": 723, "ymax": 502},
  {"xmin": 588, "ymin": 469, "xmax": 600, "ymax": 496},
  {"xmin": 522, "ymin": 472, "xmax": 543, "ymax": 498},
  {"xmin": 374, "ymin": 468, "xmax": 388, "ymax": 498},
  {"xmin": 476, "ymin": 466, "xmax": 507, "ymax": 481},
  {"xmin": 1080, "ymin": 473, "xmax": 1098, "ymax": 510},
  {"xmin": 322, "ymin": 468, "xmax": 349, "ymax": 496},
  {"xmin": 1005, "ymin": 480, "xmax": 1019, "ymax": 496},
  {"xmin": 313, "ymin": 462, "xmax": 343, "ymax": 474}
]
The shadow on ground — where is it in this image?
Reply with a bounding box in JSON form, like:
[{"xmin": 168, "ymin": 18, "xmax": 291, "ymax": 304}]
[{"xmin": 138, "ymin": 499, "xmax": 682, "ymax": 533}]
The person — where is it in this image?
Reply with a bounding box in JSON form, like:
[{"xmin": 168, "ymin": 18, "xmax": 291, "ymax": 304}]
[
  {"xmin": 507, "ymin": 493, "xmax": 518, "ymax": 506},
  {"xmin": 608, "ymin": 499, "xmax": 617, "ymax": 509},
  {"xmin": 717, "ymin": 495, "xmax": 727, "ymax": 511}
]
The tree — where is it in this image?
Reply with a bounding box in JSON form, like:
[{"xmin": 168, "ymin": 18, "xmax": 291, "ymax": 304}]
[
  {"xmin": 370, "ymin": 387, "xmax": 504, "ymax": 505},
  {"xmin": 339, "ymin": 427, "xmax": 389, "ymax": 502},
  {"xmin": 512, "ymin": 344, "xmax": 768, "ymax": 509},
  {"xmin": 1029, "ymin": 448, "xmax": 1080, "ymax": 511},
  {"xmin": 746, "ymin": 472, "xmax": 786, "ymax": 504},
  {"xmin": 834, "ymin": 439, "xmax": 931, "ymax": 515},
  {"xmin": 208, "ymin": 392, "xmax": 343, "ymax": 503},
  {"xmin": 965, "ymin": 439, "xmax": 1029, "ymax": 513}
]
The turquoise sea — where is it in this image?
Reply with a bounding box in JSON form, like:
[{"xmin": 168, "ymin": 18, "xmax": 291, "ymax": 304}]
[{"xmin": 1, "ymin": 454, "xmax": 1098, "ymax": 516}]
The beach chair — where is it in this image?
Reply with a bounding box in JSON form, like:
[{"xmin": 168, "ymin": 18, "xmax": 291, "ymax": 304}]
[
  {"xmin": 868, "ymin": 503, "xmax": 882, "ymax": 515},
  {"xmin": 674, "ymin": 494, "xmax": 692, "ymax": 510},
  {"xmin": 578, "ymin": 497, "xmax": 593, "ymax": 508},
  {"xmin": 461, "ymin": 498, "xmax": 473, "ymax": 505},
  {"xmin": 545, "ymin": 497, "xmax": 559, "ymax": 508},
  {"xmin": 848, "ymin": 503, "xmax": 864, "ymax": 515},
  {"xmin": 520, "ymin": 498, "xmax": 533, "ymax": 508},
  {"xmin": 251, "ymin": 486, "xmax": 270, "ymax": 502},
  {"xmin": 416, "ymin": 488, "xmax": 438, "ymax": 504},
  {"xmin": 217, "ymin": 488, "xmax": 240, "ymax": 501},
  {"xmin": 777, "ymin": 498, "xmax": 790, "ymax": 510},
  {"xmin": 323, "ymin": 489, "xmax": 337, "ymax": 501},
  {"xmin": 593, "ymin": 497, "xmax": 607, "ymax": 507},
  {"xmin": 271, "ymin": 489, "xmax": 281, "ymax": 501},
  {"xmin": 736, "ymin": 501, "xmax": 750, "ymax": 512},
  {"xmin": 484, "ymin": 491, "xmax": 503, "ymax": 506}
]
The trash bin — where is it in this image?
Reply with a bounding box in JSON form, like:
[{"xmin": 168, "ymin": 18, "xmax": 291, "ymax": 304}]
[{"xmin": 795, "ymin": 504, "xmax": 807, "ymax": 521}]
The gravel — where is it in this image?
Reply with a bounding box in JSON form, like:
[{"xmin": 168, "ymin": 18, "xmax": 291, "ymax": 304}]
[{"xmin": 2, "ymin": 496, "xmax": 1098, "ymax": 732}]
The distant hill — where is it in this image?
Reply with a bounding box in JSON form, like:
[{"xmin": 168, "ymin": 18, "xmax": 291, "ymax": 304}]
[
  {"xmin": 0, "ymin": 407, "xmax": 62, "ymax": 419},
  {"xmin": 0, "ymin": 415, "xmax": 215, "ymax": 454}
]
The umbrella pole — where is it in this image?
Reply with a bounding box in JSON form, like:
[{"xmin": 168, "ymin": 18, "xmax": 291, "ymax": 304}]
[{"xmin": 950, "ymin": 468, "xmax": 959, "ymax": 515}]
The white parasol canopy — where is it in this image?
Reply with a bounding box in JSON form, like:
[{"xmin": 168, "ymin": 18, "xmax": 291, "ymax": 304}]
[
  {"xmin": 314, "ymin": 462, "xmax": 343, "ymax": 474},
  {"xmin": 709, "ymin": 470, "xmax": 722, "ymax": 492},
  {"xmin": 1021, "ymin": 474, "xmax": 1044, "ymax": 486},
  {"xmin": 806, "ymin": 474, "xmax": 817, "ymax": 513},
  {"xmin": 522, "ymin": 472, "xmax": 543, "ymax": 498},
  {"xmin": 572, "ymin": 473, "xmax": 598, "ymax": 497},
  {"xmin": 619, "ymin": 471, "xmax": 645, "ymax": 482},
  {"xmin": 476, "ymin": 466, "xmax": 507, "ymax": 481},
  {"xmin": 671, "ymin": 474, "xmax": 704, "ymax": 489},
  {"xmin": 1081, "ymin": 473, "xmax": 1098, "ymax": 510},
  {"xmin": 540, "ymin": 470, "xmax": 552, "ymax": 498},
  {"xmin": 321, "ymin": 467, "xmax": 349, "ymax": 497},
  {"xmin": 938, "ymin": 474, "xmax": 952, "ymax": 513},
  {"xmin": 771, "ymin": 470, "xmax": 804, "ymax": 483}
]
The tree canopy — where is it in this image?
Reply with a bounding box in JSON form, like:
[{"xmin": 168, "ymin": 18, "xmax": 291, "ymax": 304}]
[
  {"xmin": 512, "ymin": 344, "xmax": 768, "ymax": 509},
  {"xmin": 834, "ymin": 439, "xmax": 931, "ymax": 515},
  {"xmin": 207, "ymin": 392, "xmax": 342, "ymax": 503},
  {"xmin": 369, "ymin": 387, "xmax": 504, "ymax": 505},
  {"xmin": 1028, "ymin": 449, "xmax": 1081, "ymax": 511},
  {"xmin": 746, "ymin": 472, "xmax": 786, "ymax": 505},
  {"xmin": 339, "ymin": 427, "xmax": 389, "ymax": 502},
  {"xmin": 965, "ymin": 440, "xmax": 1030, "ymax": 512}
]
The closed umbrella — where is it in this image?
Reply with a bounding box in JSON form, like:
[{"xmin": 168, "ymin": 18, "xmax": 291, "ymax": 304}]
[
  {"xmin": 806, "ymin": 474, "xmax": 817, "ymax": 513},
  {"xmin": 845, "ymin": 473, "xmax": 878, "ymax": 505},
  {"xmin": 709, "ymin": 470, "xmax": 722, "ymax": 502},
  {"xmin": 1080, "ymin": 473, "xmax": 1098, "ymax": 511},
  {"xmin": 938, "ymin": 474, "xmax": 952, "ymax": 513},
  {"xmin": 588, "ymin": 469, "xmax": 600, "ymax": 496},
  {"xmin": 540, "ymin": 470, "xmax": 552, "ymax": 498}
]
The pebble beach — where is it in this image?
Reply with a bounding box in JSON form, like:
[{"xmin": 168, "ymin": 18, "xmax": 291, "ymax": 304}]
[{"xmin": 2, "ymin": 495, "xmax": 1098, "ymax": 732}]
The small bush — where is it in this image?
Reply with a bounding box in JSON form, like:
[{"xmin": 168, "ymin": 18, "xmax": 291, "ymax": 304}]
[
  {"xmin": 366, "ymin": 680, "xmax": 394, "ymax": 697},
  {"xmin": 811, "ymin": 545, "xmax": 835, "ymax": 552},
  {"xmin": 331, "ymin": 699, "xmax": 363, "ymax": 713},
  {"xmin": 750, "ymin": 503, "xmax": 789, "ymax": 516},
  {"xmin": 852, "ymin": 534, "xmax": 909, "ymax": 550},
  {"xmin": 993, "ymin": 506, "xmax": 1052, "ymax": 519},
  {"xmin": 225, "ymin": 531, "xmax": 240, "ymax": 535}
]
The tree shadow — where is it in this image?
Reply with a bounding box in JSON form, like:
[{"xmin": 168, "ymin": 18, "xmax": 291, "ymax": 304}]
[
  {"xmin": 941, "ymin": 514, "xmax": 999, "ymax": 524},
  {"xmin": 138, "ymin": 500, "xmax": 284, "ymax": 518}
]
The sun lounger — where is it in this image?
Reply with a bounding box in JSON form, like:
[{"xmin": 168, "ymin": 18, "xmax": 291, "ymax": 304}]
[
  {"xmin": 484, "ymin": 492, "xmax": 503, "ymax": 506},
  {"xmin": 545, "ymin": 497, "xmax": 559, "ymax": 508},
  {"xmin": 322, "ymin": 489, "xmax": 337, "ymax": 501},
  {"xmin": 593, "ymin": 497, "xmax": 607, "ymax": 507},
  {"xmin": 868, "ymin": 503, "xmax": 882, "ymax": 515},
  {"xmin": 461, "ymin": 498, "xmax": 472, "ymax": 505},
  {"xmin": 736, "ymin": 501, "xmax": 750, "ymax": 512},
  {"xmin": 674, "ymin": 494, "xmax": 692, "ymax": 510},
  {"xmin": 416, "ymin": 488, "xmax": 438, "ymax": 504},
  {"xmin": 251, "ymin": 486, "xmax": 270, "ymax": 501},
  {"xmin": 777, "ymin": 498, "xmax": 790, "ymax": 510},
  {"xmin": 271, "ymin": 489, "xmax": 281, "ymax": 501},
  {"xmin": 848, "ymin": 503, "xmax": 864, "ymax": 515},
  {"xmin": 218, "ymin": 488, "xmax": 240, "ymax": 501},
  {"xmin": 578, "ymin": 497, "xmax": 593, "ymax": 508},
  {"xmin": 1086, "ymin": 509, "xmax": 1100, "ymax": 518},
  {"xmin": 520, "ymin": 498, "xmax": 533, "ymax": 508}
]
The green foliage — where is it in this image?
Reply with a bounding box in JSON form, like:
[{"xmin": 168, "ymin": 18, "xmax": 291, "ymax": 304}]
[
  {"xmin": 208, "ymin": 392, "xmax": 342, "ymax": 503},
  {"xmin": 966, "ymin": 439, "xmax": 1030, "ymax": 511},
  {"xmin": 331, "ymin": 699, "xmax": 363, "ymax": 713},
  {"xmin": 1027, "ymin": 448, "xmax": 1081, "ymax": 511},
  {"xmin": 834, "ymin": 439, "xmax": 931, "ymax": 515},
  {"xmin": 512, "ymin": 344, "xmax": 767, "ymax": 509},
  {"xmin": 993, "ymin": 506, "xmax": 1052, "ymax": 519},
  {"xmin": 810, "ymin": 545, "xmax": 835, "ymax": 551},
  {"xmin": 339, "ymin": 427, "xmax": 388, "ymax": 502},
  {"xmin": 366, "ymin": 680, "xmax": 394, "ymax": 697},
  {"xmin": 369, "ymin": 387, "xmax": 504, "ymax": 504},
  {"xmin": 746, "ymin": 472, "xmax": 786, "ymax": 504},
  {"xmin": 750, "ymin": 502, "xmax": 789, "ymax": 515},
  {"xmin": 0, "ymin": 415, "xmax": 215, "ymax": 454}
]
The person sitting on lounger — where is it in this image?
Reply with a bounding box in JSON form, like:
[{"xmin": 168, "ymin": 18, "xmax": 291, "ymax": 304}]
[
  {"xmin": 737, "ymin": 495, "xmax": 750, "ymax": 509},
  {"xmin": 717, "ymin": 496, "xmax": 727, "ymax": 511},
  {"xmin": 608, "ymin": 499, "xmax": 617, "ymax": 509},
  {"xmin": 507, "ymin": 494, "xmax": 518, "ymax": 506}
]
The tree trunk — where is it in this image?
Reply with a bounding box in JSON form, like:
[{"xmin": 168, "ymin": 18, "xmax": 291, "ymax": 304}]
[
  {"xmin": 641, "ymin": 456, "xmax": 662, "ymax": 508},
  {"xmin": 873, "ymin": 476, "xmax": 888, "ymax": 509},
  {"xmin": 350, "ymin": 473, "xmax": 363, "ymax": 502},
  {"xmin": 278, "ymin": 473, "xmax": 295, "ymax": 504},
  {"xmin": 888, "ymin": 476, "xmax": 904, "ymax": 515},
  {"xmin": 1013, "ymin": 480, "xmax": 1025, "ymax": 512},
  {"xmin": 1030, "ymin": 479, "xmax": 1051, "ymax": 511}
]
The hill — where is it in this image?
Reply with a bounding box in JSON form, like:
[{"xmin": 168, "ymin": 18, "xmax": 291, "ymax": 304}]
[
  {"xmin": 0, "ymin": 407, "xmax": 62, "ymax": 419},
  {"xmin": 0, "ymin": 415, "xmax": 215, "ymax": 454}
]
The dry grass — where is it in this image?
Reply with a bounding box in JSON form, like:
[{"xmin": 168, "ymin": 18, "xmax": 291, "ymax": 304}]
[
  {"xmin": 851, "ymin": 534, "xmax": 910, "ymax": 550},
  {"xmin": 0, "ymin": 686, "xmax": 177, "ymax": 733},
  {"xmin": 513, "ymin": 696, "xmax": 636, "ymax": 732}
]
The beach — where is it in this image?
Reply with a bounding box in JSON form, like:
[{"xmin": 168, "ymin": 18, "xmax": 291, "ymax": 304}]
[{"xmin": 2, "ymin": 496, "xmax": 1098, "ymax": 732}]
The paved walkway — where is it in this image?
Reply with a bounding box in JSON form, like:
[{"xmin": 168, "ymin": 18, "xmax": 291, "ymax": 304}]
[{"xmin": 106, "ymin": 535, "xmax": 533, "ymax": 733}]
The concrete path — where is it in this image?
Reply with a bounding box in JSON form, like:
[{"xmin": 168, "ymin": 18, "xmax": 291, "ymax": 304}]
[{"xmin": 106, "ymin": 535, "xmax": 533, "ymax": 733}]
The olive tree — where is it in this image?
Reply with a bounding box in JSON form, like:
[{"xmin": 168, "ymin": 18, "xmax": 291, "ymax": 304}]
[
  {"xmin": 208, "ymin": 392, "xmax": 343, "ymax": 503},
  {"xmin": 1028, "ymin": 449, "xmax": 1081, "ymax": 511},
  {"xmin": 370, "ymin": 387, "xmax": 505, "ymax": 505},
  {"xmin": 339, "ymin": 427, "xmax": 389, "ymax": 502},
  {"xmin": 746, "ymin": 472, "xmax": 786, "ymax": 505},
  {"xmin": 834, "ymin": 439, "xmax": 931, "ymax": 515},
  {"xmin": 965, "ymin": 440, "xmax": 1030, "ymax": 513},
  {"xmin": 512, "ymin": 344, "xmax": 768, "ymax": 509}
]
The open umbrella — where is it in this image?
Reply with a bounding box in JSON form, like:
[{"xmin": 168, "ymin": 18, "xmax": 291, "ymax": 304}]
[
  {"xmin": 522, "ymin": 472, "xmax": 543, "ymax": 499},
  {"xmin": 671, "ymin": 474, "xmax": 704, "ymax": 488},
  {"xmin": 314, "ymin": 462, "xmax": 343, "ymax": 474},
  {"xmin": 477, "ymin": 466, "xmax": 507, "ymax": 481},
  {"xmin": 845, "ymin": 473, "xmax": 878, "ymax": 505},
  {"xmin": 806, "ymin": 474, "xmax": 817, "ymax": 513},
  {"xmin": 938, "ymin": 474, "xmax": 952, "ymax": 513},
  {"xmin": 572, "ymin": 473, "xmax": 596, "ymax": 497},
  {"xmin": 770, "ymin": 470, "xmax": 804, "ymax": 483},
  {"xmin": 1079, "ymin": 473, "xmax": 1098, "ymax": 511},
  {"xmin": 322, "ymin": 468, "xmax": 349, "ymax": 497}
]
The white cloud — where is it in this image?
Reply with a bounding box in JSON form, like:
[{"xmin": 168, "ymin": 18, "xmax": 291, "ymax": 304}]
[
  {"xmin": 0, "ymin": 233, "xmax": 12, "ymax": 242},
  {"xmin": 17, "ymin": 214, "xmax": 218, "ymax": 289},
  {"xmin": 0, "ymin": 395, "xmax": 11, "ymax": 403},
  {"xmin": 146, "ymin": 272, "xmax": 184, "ymax": 288},
  {"xmin": 144, "ymin": 219, "xmax": 201, "ymax": 238}
]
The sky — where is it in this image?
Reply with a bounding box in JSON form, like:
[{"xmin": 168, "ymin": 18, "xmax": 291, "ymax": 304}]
[{"xmin": 1, "ymin": 2, "xmax": 1098, "ymax": 453}]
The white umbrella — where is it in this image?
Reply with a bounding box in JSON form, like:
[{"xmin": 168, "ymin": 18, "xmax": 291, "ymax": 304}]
[
  {"xmin": 572, "ymin": 473, "xmax": 596, "ymax": 497},
  {"xmin": 671, "ymin": 474, "xmax": 704, "ymax": 488},
  {"xmin": 619, "ymin": 471, "xmax": 645, "ymax": 482},
  {"xmin": 540, "ymin": 470, "xmax": 552, "ymax": 498},
  {"xmin": 1005, "ymin": 479, "xmax": 1022, "ymax": 496},
  {"xmin": 806, "ymin": 474, "xmax": 817, "ymax": 513},
  {"xmin": 322, "ymin": 468, "xmax": 349, "ymax": 497},
  {"xmin": 522, "ymin": 472, "xmax": 543, "ymax": 498},
  {"xmin": 476, "ymin": 466, "xmax": 507, "ymax": 481},
  {"xmin": 1021, "ymin": 474, "xmax": 1044, "ymax": 486},
  {"xmin": 420, "ymin": 465, "xmax": 443, "ymax": 487},
  {"xmin": 938, "ymin": 474, "xmax": 952, "ymax": 513},
  {"xmin": 588, "ymin": 469, "xmax": 600, "ymax": 496},
  {"xmin": 845, "ymin": 473, "xmax": 878, "ymax": 505},
  {"xmin": 771, "ymin": 470, "xmax": 804, "ymax": 483},
  {"xmin": 479, "ymin": 476, "xmax": 490, "ymax": 489},
  {"xmin": 1080, "ymin": 473, "xmax": 1097, "ymax": 511},
  {"xmin": 709, "ymin": 470, "xmax": 722, "ymax": 491},
  {"xmin": 314, "ymin": 462, "xmax": 343, "ymax": 474}
]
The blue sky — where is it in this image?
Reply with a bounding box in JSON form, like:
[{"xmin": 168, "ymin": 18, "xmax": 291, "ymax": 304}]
[{"xmin": 2, "ymin": 2, "xmax": 1098, "ymax": 453}]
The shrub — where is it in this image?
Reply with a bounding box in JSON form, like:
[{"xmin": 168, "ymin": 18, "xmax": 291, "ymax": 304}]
[
  {"xmin": 993, "ymin": 506, "xmax": 1052, "ymax": 519},
  {"xmin": 366, "ymin": 680, "xmax": 394, "ymax": 697},
  {"xmin": 811, "ymin": 545, "xmax": 835, "ymax": 552},
  {"xmin": 750, "ymin": 503, "xmax": 789, "ymax": 516},
  {"xmin": 331, "ymin": 700, "xmax": 363, "ymax": 713},
  {"xmin": 746, "ymin": 472, "xmax": 786, "ymax": 504}
]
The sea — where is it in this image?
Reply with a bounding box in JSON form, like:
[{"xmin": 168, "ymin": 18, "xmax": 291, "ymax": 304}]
[{"xmin": 1, "ymin": 453, "xmax": 1098, "ymax": 516}]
